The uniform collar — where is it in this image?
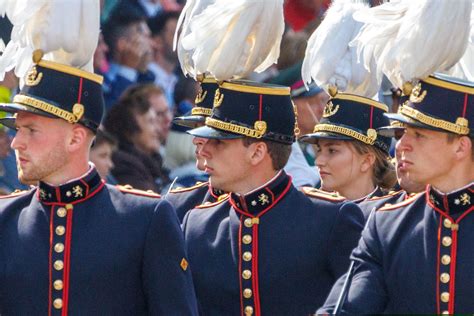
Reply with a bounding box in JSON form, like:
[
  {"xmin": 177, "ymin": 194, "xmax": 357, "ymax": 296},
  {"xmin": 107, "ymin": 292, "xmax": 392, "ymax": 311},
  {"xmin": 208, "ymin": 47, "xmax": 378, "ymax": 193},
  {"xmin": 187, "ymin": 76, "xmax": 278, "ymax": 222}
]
[
  {"xmin": 37, "ymin": 167, "xmax": 104, "ymax": 205},
  {"xmin": 230, "ymin": 170, "xmax": 292, "ymax": 216},
  {"xmin": 353, "ymin": 186, "xmax": 384, "ymax": 204},
  {"xmin": 427, "ymin": 183, "xmax": 474, "ymax": 215}
]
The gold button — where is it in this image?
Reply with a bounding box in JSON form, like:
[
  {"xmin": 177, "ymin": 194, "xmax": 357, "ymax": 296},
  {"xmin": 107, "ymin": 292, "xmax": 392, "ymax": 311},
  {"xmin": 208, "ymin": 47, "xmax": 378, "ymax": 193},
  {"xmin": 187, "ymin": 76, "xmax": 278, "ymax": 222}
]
[
  {"xmin": 243, "ymin": 252, "xmax": 252, "ymax": 261},
  {"xmin": 57, "ymin": 207, "xmax": 67, "ymax": 218},
  {"xmin": 442, "ymin": 311, "xmax": 449, "ymax": 315},
  {"xmin": 441, "ymin": 255, "xmax": 451, "ymax": 265},
  {"xmin": 443, "ymin": 218, "xmax": 452, "ymax": 229},
  {"xmin": 243, "ymin": 288, "xmax": 252, "ymax": 299},
  {"xmin": 54, "ymin": 260, "xmax": 64, "ymax": 271},
  {"xmin": 442, "ymin": 236, "xmax": 452, "ymax": 247},
  {"xmin": 244, "ymin": 218, "xmax": 253, "ymax": 228},
  {"xmin": 242, "ymin": 270, "xmax": 252, "ymax": 280},
  {"xmin": 441, "ymin": 292, "xmax": 449, "ymax": 303},
  {"xmin": 53, "ymin": 298, "xmax": 63, "ymax": 309},
  {"xmin": 244, "ymin": 306, "xmax": 254, "ymax": 315},
  {"xmin": 55, "ymin": 226, "xmax": 65, "ymax": 236},
  {"xmin": 54, "ymin": 243, "xmax": 64, "ymax": 253},
  {"xmin": 242, "ymin": 235, "xmax": 252, "ymax": 245},
  {"xmin": 440, "ymin": 273, "xmax": 450, "ymax": 283},
  {"xmin": 53, "ymin": 279, "xmax": 63, "ymax": 290}
]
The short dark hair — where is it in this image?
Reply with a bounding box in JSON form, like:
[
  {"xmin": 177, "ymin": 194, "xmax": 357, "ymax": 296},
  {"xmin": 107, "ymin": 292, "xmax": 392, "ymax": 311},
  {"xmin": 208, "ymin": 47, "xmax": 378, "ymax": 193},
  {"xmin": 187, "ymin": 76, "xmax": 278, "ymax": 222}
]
[
  {"xmin": 242, "ymin": 137, "xmax": 292, "ymax": 170},
  {"xmin": 103, "ymin": 84, "xmax": 163, "ymax": 144},
  {"xmin": 148, "ymin": 11, "xmax": 180, "ymax": 36},
  {"xmin": 446, "ymin": 133, "xmax": 474, "ymax": 161},
  {"xmin": 94, "ymin": 128, "xmax": 118, "ymax": 150}
]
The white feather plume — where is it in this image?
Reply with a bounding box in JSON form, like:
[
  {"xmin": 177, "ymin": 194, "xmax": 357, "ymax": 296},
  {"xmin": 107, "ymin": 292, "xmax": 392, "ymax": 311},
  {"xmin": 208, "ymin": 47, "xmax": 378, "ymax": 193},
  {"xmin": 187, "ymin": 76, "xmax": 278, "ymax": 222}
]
[
  {"xmin": 301, "ymin": 0, "xmax": 378, "ymax": 97},
  {"xmin": 174, "ymin": 0, "xmax": 217, "ymax": 77},
  {"xmin": 0, "ymin": 0, "xmax": 100, "ymax": 83},
  {"xmin": 351, "ymin": 0, "xmax": 472, "ymax": 88},
  {"xmin": 179, "ymin": 0, "xmax": 284, "ymax": 80}
]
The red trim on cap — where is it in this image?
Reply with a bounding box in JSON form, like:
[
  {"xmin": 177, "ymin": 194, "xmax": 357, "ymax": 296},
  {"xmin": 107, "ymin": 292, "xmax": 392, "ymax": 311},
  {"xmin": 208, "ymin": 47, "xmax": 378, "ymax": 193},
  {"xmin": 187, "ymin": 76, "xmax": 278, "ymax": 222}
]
[
  {"xmin": 436, "ymin": 217, "xmax": 442, "ymax": 314},
  {"xmin": 48, "ymin": 206, "xmax": 54, "ymax": 316},
  {"xmin": 238, "ymin": 215, "xmax": 244, "ymax": 316},
  {"xmin": 369, "ymin": 106, "xmax": 374, "ymax": 129},
  {"xmin": 462, "ymin": 93, "xmax": 468, "ymax": 118},
  {"xmin": 77, "ymin": 78, "xmax": 83, "ymax": 104},
  {"xmin": 259, "ymin": 95, "xmax": 263, "ymax": 121},
  {"xmin": 61, "ymin": 205, "xmax": 74, "ymax": 316}
]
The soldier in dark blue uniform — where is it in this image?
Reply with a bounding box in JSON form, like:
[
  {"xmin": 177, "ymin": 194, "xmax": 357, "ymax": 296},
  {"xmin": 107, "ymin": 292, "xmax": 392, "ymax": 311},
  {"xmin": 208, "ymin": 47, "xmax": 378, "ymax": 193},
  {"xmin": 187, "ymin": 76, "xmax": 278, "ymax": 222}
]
[
  {"xmin": 166, "ymin": 77, "xmax": 228, "ymax": 221},
  {"xmin": 318, "ymin": 74, "xmax": 474, "ymax": 314},
  {"xmin": 0, "ymin": 53, "xmax": 198, "ymax": 315},
  {"xmin": 183, "ymin": 80, "xmax": 365, "ymax": 315}
]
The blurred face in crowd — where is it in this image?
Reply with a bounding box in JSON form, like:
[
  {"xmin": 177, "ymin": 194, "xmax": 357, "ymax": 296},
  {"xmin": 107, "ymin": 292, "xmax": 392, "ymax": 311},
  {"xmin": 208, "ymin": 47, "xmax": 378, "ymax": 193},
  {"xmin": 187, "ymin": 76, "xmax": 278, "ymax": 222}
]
[
  {"xmin": 93, "ymin": 33, "xmax": 109, "ymax": 73},
  {"xmin": 395, "ymin": 126, "xmax": 461, "ymax": 189},
  {"xmin": 0, "ymin": 129, "xmax": 11, "ymax": 159},
  {"xmin": 315, "ymin": 139, "xmax": 371, "ymax": 194},
  {"xmin": 152, "ymin": 17, "xmax": 178, "ymax": 62},
  {"xmin": 149, "ymin": 92, "xmax": 172, "ymax": 141},
  {"xmin": 293, "ymin": 91, "xmax": 330, "ymax": 135},
  {"xmin": 132, "ymin": 108, "xmax": 161, "ymax": 154},
  {"xmin": 11, "ymin": 112, "xmax": 71, "ymax": 184},
  {"xmin": 192, "ymin": 136, "xmax": 207, "ymax": 171},
  {"xmin": 90, "ymin": 142, "xmax": 114, "ymax": 179}
]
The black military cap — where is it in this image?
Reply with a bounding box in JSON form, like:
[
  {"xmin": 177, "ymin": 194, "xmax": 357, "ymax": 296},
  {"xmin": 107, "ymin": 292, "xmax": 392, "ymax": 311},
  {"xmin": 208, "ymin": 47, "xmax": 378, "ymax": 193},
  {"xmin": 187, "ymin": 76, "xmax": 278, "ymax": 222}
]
[
  {"xmin": 0, "ymin": 51, "xmax": 104, "ymax": 133},
  {"xmin": 188, "ymin": 80, "xmax": 296, "ymax": 144},
  {"xmin": 173, "ymin": 77, "xmax": 218, "ymax": 129},
  {"xmin": 386, "ymin": 73, "xmax": 474, "ymax": 136},
  {"xmin": 300, "ymin": 93, "xmax": 392, "ymax": 153}
]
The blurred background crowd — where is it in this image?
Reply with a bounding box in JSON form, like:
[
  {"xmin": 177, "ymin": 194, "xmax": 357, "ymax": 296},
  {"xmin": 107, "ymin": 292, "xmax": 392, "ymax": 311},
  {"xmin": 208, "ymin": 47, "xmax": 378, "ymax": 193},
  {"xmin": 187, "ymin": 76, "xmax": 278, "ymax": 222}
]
[{"xmin": 0, "ymin": 0, "xmax": 393, "ymax": 195}]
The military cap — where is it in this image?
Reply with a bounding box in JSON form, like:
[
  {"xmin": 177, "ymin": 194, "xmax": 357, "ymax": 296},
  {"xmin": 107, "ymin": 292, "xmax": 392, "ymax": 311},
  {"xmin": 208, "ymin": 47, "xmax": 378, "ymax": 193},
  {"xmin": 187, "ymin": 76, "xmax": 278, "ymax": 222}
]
[
  {"xmin": 386, "ymin": 73, "xmax": 474, "ymax": 136},
  {"xmin": 188, "ymin": 80, "xmax": 296, "ymax": 144},
  {"xmin": 300, "ymin": 93, "xmax": 392, "ymax": 153},
  {"xmin": 0, "ymin": 50, "xmax": 104, "ymax": 133},
  {"xmin": 173, "ymin": 77, "xmax": 218, "ymax": 129}
]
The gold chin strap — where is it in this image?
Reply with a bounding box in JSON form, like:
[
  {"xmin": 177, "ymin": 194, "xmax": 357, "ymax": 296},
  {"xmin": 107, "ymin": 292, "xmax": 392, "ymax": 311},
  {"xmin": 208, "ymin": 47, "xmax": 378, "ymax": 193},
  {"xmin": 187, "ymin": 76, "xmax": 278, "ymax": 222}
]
[
  {"xmin": 205, "ymin": 117, "xmax": 267, "ymax": 138},
  {"xmin": 313, "ymin": 123, "xmax": 377, "ymax": 145}
]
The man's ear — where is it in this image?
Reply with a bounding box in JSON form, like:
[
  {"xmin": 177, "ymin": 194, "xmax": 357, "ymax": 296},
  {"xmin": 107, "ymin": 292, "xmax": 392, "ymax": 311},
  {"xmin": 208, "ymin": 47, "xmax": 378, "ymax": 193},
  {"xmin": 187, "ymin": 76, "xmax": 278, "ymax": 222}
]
[
  {"xmin": 248, "ymin": 141, "xmax": 268, "ymax": 166},
  {"xmin": 455, "ymin": 135, "xmax": 472, "ymax": 160},
  {"xmin": 67, "ymin": 126, "xmax": 89, "ymax": 153}
]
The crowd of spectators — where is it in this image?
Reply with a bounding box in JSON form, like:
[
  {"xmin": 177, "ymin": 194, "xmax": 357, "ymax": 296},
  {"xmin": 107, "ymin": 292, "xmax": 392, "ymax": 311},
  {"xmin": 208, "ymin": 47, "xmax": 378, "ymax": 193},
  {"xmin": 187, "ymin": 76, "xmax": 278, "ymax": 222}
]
[{"xmin": 0, "ymin": 0, "xmax": 398, "ymax": 194}]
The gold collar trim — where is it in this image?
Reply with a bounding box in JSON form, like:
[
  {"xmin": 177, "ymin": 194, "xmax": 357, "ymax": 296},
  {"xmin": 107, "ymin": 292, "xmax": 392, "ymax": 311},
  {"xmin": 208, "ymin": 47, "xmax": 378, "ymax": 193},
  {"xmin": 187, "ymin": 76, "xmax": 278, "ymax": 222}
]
[{"xmin": 399, "ymin": 105, "xmax": 469, "ymax": 135}]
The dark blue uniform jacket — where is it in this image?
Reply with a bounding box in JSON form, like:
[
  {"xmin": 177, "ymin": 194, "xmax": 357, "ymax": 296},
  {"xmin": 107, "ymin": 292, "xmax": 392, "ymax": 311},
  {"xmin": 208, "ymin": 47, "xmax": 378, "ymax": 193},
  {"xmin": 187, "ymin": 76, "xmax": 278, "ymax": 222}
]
[
  {"xmin": 182, "ymin": 171, "xmax": 364, "ymax": 315},
  {"xmin": 0, "ymin": 168, "xmax": 198, "ymax": 315}
]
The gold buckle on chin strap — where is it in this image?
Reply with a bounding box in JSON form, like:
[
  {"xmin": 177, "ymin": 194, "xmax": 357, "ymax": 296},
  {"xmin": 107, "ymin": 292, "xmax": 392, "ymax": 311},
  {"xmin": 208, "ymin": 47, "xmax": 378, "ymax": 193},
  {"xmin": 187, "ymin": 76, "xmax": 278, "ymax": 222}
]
[
  {"xmin": 313, "ymin": 124, "xmax": 377, "ymax": 145},
  {"xmin": 13, "ymin": 95, "xmax": 84, "ymax": 124},
  {"xmin": 205, "ymin": 117, "xmax": 267, "ymax": 138},
  {"xmin": 399, "ymin": 105, "xmax": 469, "ymax": 135}
]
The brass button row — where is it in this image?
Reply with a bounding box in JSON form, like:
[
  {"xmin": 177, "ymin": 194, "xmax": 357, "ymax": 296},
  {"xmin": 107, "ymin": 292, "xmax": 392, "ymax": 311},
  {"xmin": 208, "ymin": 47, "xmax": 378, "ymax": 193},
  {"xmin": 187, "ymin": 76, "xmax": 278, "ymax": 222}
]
[
  {"xmin": 244, "ymin": 306, "xmax": 253, "ymax": 315},
  {"xmin": 242, "ymin": 235, "xmax": 252, "ymax": 245}
]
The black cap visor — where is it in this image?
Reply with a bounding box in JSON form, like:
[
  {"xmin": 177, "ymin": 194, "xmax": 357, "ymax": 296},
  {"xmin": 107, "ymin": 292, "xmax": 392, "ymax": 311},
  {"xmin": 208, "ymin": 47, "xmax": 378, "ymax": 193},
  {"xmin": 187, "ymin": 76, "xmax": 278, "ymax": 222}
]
[
  {"xmin": 299, "ymin": 131, "xmax": 353, "ymax": 144},
  {"xmin": 187, "ymin": 125, "xmax": 244, "ymax": 140},
  {"xmin": 384, "ymin": 112, "xmax": 446, "ymax": 133},
  {"xmin": 173, "ymin": 115, "xmax": 206, "ymax": 129}
]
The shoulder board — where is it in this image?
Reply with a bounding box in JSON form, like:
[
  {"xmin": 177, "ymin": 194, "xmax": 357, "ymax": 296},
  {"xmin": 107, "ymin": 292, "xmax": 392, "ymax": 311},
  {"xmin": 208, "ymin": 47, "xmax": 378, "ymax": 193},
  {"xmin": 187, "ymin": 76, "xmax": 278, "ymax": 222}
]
[
  {"xmin": 169, "ymin": 181, "xmax": 209, "ymax": 193},
  {"xmin": 365, "ymin": 189, "xmax": 404, "ymax": 202},
  {"xmin": 301, "ymin": 186, "xmax": 346, "ymax": 202},
  {"xmin": 195, "ymin": 195, "xmax": 229, "ymax": 209},
  {"xmin": 378, "ymin": 192, "xmax": 423, "ymax": 211},
  {"xmin": 116, "ymin": 184, "xmax": 161, "ymax": 198},
  {"xmin": 0, "ymin": 188, "xmax": 31, "ymax": 199}
]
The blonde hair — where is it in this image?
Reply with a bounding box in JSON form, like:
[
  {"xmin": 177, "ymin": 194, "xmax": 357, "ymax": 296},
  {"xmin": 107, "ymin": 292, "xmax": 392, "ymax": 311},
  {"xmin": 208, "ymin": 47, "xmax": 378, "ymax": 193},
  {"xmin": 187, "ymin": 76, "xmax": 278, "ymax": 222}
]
[{"xmin": 351, "ymin": 141, "xmax": 397, "ymax": 190}]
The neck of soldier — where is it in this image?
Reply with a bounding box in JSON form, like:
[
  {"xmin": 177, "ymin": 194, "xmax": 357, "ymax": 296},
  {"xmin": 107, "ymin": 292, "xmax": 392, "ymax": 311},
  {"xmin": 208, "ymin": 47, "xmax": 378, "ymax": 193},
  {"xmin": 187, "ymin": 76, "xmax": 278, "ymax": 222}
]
[
  {"xmin": 430, "ymin": 159, "xmax": 474, "ymax": 193},
  {"xmin": 333, "ymin": 175, "xmax": 376, "ymax": 201},
  {"xmin": 233, "ymin": 166, "xmax": 280, "ymax": 196},
  {"xmin": 42, "ymin": 156, "xmax": 90, "ymax": 187}
]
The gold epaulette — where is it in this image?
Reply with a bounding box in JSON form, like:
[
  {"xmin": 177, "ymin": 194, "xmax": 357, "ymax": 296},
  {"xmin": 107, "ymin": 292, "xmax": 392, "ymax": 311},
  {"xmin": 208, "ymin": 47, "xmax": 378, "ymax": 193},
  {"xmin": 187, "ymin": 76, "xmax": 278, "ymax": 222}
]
[
  {"xmin": 301, "ymin": 187, "xmax": 346, "ymax": 202},
  {"xmin": 0, "ymin": 188, "xmax": 30, "ymax": 199},
  {"xmin": 378, "ymin": 192, "xmax": 423, "ymax": 211},
  {"xmin": 116, "ymin": 184, "xmax": 161, "ymax": 198},
  {"xmin": 195, "ymin": 194, "xmax": 230, "ymax": 209},
  {"xmin": 365, "ymin": 189, "xmax": 405, "ymax": 202},
  {"xmin": 169, "ymin": 181, "xmax": 209, "ymax": 194}
]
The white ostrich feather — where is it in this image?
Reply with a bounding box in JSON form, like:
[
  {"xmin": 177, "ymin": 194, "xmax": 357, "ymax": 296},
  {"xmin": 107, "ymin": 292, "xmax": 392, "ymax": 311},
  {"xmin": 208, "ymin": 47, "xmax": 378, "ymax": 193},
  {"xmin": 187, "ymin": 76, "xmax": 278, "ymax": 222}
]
[
  {"xmin": 352, "ymin": 0, "xmax": 472, "ymax": 88},
  {"xmin": 301, "ymin": 0, "xmax": 378, "ymax": 97},
  {"xmin": 174, "ymin": 0, "xmax": 216, "ymax": 77},
  {"xmin": 179, "ymin": 0, "xmax": 284, "ymax": 80},
  {"xmin": 0, "ymin": 0, "xmax": 100, "ymax": 83}
]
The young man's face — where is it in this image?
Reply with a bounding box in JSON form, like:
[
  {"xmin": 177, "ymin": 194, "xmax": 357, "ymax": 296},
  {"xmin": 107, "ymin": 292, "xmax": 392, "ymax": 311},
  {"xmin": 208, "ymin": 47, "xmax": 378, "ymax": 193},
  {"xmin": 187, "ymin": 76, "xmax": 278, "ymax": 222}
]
[
  {"xmin": 396, "ymin": 126, "xmax": 460, "ymax": 188},
  {"xmin": 11, "ymin": 112, "xmax": 71, "ymax": 184},
  {"xmin": 90, "ymin": 142, "xmax": 114, "ymax": 180},
  {"xmin": 199, "ymin": 137, "xmax": 253, "ymax": 193}
]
